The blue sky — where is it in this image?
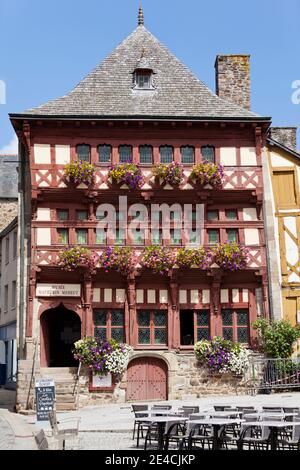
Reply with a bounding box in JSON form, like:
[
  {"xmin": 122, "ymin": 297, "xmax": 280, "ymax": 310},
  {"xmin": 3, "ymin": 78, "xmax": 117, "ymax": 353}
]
[{"xmin": 0, "ymin": 0, "xmax": 299, "ymax": 152}]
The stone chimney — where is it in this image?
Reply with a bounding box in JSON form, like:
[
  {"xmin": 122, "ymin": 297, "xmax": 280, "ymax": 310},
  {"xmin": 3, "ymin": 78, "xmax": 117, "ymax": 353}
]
[
  {"xmin": 269, "ymin": 127, "xmax": 297, "ymax": 151},
  {"xmin": 215, "ymin": 55, "xmax": 251, "ymax": 110}
]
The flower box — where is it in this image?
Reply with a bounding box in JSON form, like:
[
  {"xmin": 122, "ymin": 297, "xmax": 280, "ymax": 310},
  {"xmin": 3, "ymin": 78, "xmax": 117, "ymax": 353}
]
[
  {"xmin": 190, "ymin": 161, "xmax": 224, "ymax": 188},
  {"xmin": 108, "ymin": 163, "xmax": 143, "ymax": 190},
  {"xmin": 153, "ymin": 162, "xmax": 184, "ymax": 187},
  {"xmin": 212, "ymin": 242, "xmax": 249, "ymax": 271},
  {"xmin": 58, "ymin": 246, "xmax": 98, "ymax": 272},
  {"xmin": 64, "ymin": 161, "xmax": 96, "ymax": 187},
  {"xmin": 89, "ymin": 372, "xmax": 116, "ymax": 392}
]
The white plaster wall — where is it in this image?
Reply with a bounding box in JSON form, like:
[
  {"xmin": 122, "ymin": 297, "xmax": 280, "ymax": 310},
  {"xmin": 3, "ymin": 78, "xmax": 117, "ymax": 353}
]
[
  {"xmin": 220, "ymin": 147, "xmax": 237, "ymax": 166},
  {"xmin": 159, "ymin": 290, "xmax": 168, "ymax": 304},
  {"xmin": 34, "ymin": 144, "xmax": 51, "ymax": 164},
  {"xmin": 136, "ymin": 290, "xmax": 144, "ymax": 303},
  {"xmin": 147, "ymin": 290, "xmax": 156, "ymax": 303},
  {"xmin": 221, "ymin": 289, "xmax": 229, "ymax": 303},
  {"xmin": 55, "ymin": 145, "xmax": 70, "ymax": 165},
  {"xmin": 36, "ymin": 208, "xmax": 51, "ymax": 221},
  {"xmin": 243, "ymin": 208, "xmax": 257, "ymax": 221},
  {"xmin": 93, "ymin": 288, "xmax": 100, "ymax": 302},
  {"xmin": 104, "ymin": 289, "xmax": 112, "ymax": 303},
  {"xmin": 270, "ymin": 151, "xmax": 293, "ymax": 167},
  {"xmin": 240, "ymin": 147, "xmax": 257, "ymax": 166},
  {"xmin": 179, "ymin": 290, "xmax": 187, "ymax": 304},
  {"xmin": 36, "ymin": 228, "xmax": 51, "ymax": 246},
  {"xmin": 190, "ymin": 290, "xmax": 198, "ymax": 304},
  {"xmin": 202, "ymin": 290, "xmax": 210, "ymax": 304},
  {"xmin": 244, "ymin": 228, "xmax": 260, "ymax": 245},
  {"xmin": 232, "ymin": 289, "xmax": 239, "ymax": 303},
  {"xmin": 284, "ymin": 217, "xmax": 300, "ymax": 282}
]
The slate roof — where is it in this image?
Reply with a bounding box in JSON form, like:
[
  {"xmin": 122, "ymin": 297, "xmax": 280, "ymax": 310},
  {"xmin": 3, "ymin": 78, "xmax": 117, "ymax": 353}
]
[{"xmin": 12, "ymin": 25, "xmax": 269, "ymax": 120}]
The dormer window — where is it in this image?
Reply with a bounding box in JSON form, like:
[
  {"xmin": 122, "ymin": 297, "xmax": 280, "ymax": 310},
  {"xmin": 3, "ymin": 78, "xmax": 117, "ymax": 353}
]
[{"xmin": 134, "ymin": 70, "xmax": 152, "ymax": 89}]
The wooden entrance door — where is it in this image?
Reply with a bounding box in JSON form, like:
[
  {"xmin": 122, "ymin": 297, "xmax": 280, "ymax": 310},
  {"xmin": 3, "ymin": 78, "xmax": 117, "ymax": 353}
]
[{"xmin": 126, "ymin": 357, "xmax": 168, "ymax": 401}]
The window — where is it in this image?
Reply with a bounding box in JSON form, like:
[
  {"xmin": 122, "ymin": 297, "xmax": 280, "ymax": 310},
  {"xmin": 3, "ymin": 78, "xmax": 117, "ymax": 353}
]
[
  {"xmin": 76, "ymin": 144, "xmax": 90, "ymax": 162},
  {"xmin": 196, "ymin": 310, "xmax": 210, "ymax": 341},
  {"xmin": 135, "ymin": 73, "xmax": 152, "ymax": 89},
  {"xmin": 76, "ymin": 229, "xmax": 88, "ymax": 244},
  {"xmin": 115, "ymin": 229, "xmax": 125, "ymax": 246},
  {"xmin": 160, "ymin": 146, "xmax": 173, "ymax": 164},
  {"xmin": 222, "ymin": 309, "xmax": 249, "ymax": 343},
  {"xmin": 13, "ymin": 231, "xmax": 17, "ymax": 259},
  {"xmin": 139, "ymin": 145, "xmax": 153, "ymax": 164},
  {"xmin": 170, "ymin": 211, "xmax": 181, "ymax": 221},
  {"xmin": 201, "ymin": 146, "xmax": 215, "ymax": 163},
  {"xmin": 132, "ymin": 229, "xmax": 144, "ymax": 246},
  {"xmin": 207, "ymin": 210, "xmax": 219, "ymax": 221},
  {"xmin": 226, "ymin": 229, "xmax": 238, "ymax": 243},
  {"xmin": 57, "ymin": 209, "xmax": 69, "ymax": 221},
  {"xmin": 4, "ymin": 285, "xmax": 8, "ymax": 312},
  {"xmin": 57, "ymin": 229, "xmax": 69, "ymax": 245},
  {"xmin": 119, "ymin": 145, "xmax": 132, "ymax": 163},
  {"xmin": 11, "ymin": 281, "xmax": 16, "ymax": 309},
  {"xmin": 208, "ymin": 229, "xmax": 219, "ymax": 245},
  {"xmin": 76, "ymin": 210, "xmax": 88, "ymax": 221},
  {"xmin": 96, "ymin": 210, "xmax": 107, "ymax": 221},
  {"xmin": 95, "ymin": 228, "xmax": 107, "ymax": 245},
  {"xmin": 273, "ymin": 171, "xmax": 297, "ymax": 208},
  {"xmin": 225, "ymin": 210, "xmax": 238, "ymax": 220},
  {"xmin": 94, "ymin": 309, "xmax": 125, "ymax": 342},
  {"xmin": 188, "ymin": 230, "xmax": 198, "ymax": 245},
  {"xmin": 98, "ymin": 145, "xmax": 111, "ymax": 164},
  {"xmin": 180, "ymin": 309, "xmax": 210, "ymax": 345},
  {"xmin": 181, "ymin": 146, "xmax": 195, "ymax": 164},
  {"xmin": 170, "ymin": 229, "xmax": 181, "ymax": 245},
  {"xmin": 5, "ymin": 237, "xmax": 9, "ymax": 264},
  {"xmin": 137, "ymin": 310, "xmax": 167, "ymax": 345},
  {"xmin": 152, "ymin": 229, "xmax": 162, "ymax": 244}
]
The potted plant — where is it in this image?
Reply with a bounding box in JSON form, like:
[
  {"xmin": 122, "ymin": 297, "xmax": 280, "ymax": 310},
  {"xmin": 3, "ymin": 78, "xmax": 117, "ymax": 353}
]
[
  {"xmin": 58, "ymin": 246, "xmax": 98, "ymax": 272},
  {"xmin": 108, "ymin": 163, "xmax": 143, "ymax": 189},
  {"xmin": 98, "ymin": 246, "xmax": 135, "ymax": 275},
  {"xmin": 212, "ymin": 241, "xmax": 249, "ymax": 271},
  {"xmin": 176, "ymin": 247, "xmax": 213, "ymax": 269},
  {"xmin": 153, "ymin": 162, "xmax": 184, "ymax": 186},
  {"xmin": 64, "ymin": 161, "xmax": 96, "ymax": 187},
  {"xmin": 142, "ymin": 245, "xmax": 176, "ymax": 275},
  {"xmin": 194, "ymin": 337, "xmax": 250, "ymax": 376},
  {"xmin": 190, "ymin": 161, "xmax": 224, "ymax": 188}
]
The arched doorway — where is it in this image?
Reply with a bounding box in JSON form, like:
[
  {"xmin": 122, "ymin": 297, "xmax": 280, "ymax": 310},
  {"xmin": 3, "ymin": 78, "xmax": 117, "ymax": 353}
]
[
  {"xmin": 40, "ymin": 304, "xmax": 81, "ymax": 367},
  {"xmin": 126, "ymin": 357, "xmax": 168, "ymax": 402}
]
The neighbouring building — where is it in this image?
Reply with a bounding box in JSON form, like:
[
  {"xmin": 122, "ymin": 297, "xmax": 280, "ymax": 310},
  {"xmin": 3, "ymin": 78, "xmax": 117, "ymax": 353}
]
[
  {"xmin": 0, "ymin": 217, "xmax": 18, "ymax": 389},
  {"xmin": 263, "ymin": 129, "xmax": 300, "ymax": 339},
  {"xmin": 10, "ymin": 9, "xmax": 273, "ymax": 408},
  {"xmin": 0, "ymin": 154, "xmax": 18, "ymax": 232}
]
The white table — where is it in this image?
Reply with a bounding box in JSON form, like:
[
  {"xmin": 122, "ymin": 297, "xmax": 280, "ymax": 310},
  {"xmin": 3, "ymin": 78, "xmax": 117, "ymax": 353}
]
[
  {"xmin": 242, "ymin": 420, "xmax": 300, "ymax": 451},
  {"xmin": 187, "ymin": 418, "xmax": 244, "ymax": 450},
  {"xmin": 135, "ymin": 416, "xmax": 188, "ymax": 450}
]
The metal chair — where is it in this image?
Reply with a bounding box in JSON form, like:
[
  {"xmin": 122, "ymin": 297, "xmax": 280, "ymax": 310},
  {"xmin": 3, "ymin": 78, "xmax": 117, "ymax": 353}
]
[
  {"xmin": 238, "ymin": 424, "xmax": 271, "ymax": 450},
  {"xmin": 213, "ymin": 406, "xmax": 225, "ymax": 411},
  {"xmin": 277, "ymin": 418, "xmax": 300, "ymax": 450},
  {"xmin": 187, "ymin": 423, "xmax": 215, "ymax": 450},
  {"xmin": 181, "ymin": 407, "xmax": 200, "ymax": 417},
  {"xmin": 34, "ymin": 429, "xmax": 49, "ymax": 450},
  {"xmin": 131, "ymin": 404, "xmax": 149, "ymax": 442},
  {"xmin": 262, "ymin": 407, "xmax": 283, "ymax": 413},
  {"xmin": 164, "ymin": 422, "xmax": 187, "ymax": 450},
  {"xmin": 48, "ymin": 410, "xmax": 81, "ymax": 450}
]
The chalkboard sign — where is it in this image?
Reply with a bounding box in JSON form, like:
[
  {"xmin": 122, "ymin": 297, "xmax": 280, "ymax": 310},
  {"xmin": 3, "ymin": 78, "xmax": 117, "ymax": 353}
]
[{"xmin": 35, "ymin": 379, "xmax": 55, "ymax": 421}]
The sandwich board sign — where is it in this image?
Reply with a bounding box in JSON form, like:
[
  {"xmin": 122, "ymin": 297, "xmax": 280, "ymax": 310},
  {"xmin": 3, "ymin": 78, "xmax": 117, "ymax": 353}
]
[{"xmin": 35, "ymin": 378, "xmax": 55, "ymax": 421}]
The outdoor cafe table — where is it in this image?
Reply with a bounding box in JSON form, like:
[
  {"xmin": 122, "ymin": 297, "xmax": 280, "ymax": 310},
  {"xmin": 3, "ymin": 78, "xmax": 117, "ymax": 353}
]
[
  {"xmin": 187, "ymin": 418, "xmax": 244, "ymax": 451},
  {"xmin": 242, "ymin": 421, "xmax": 299, "ymax": 451},
  {"xmin": 190, "ymin": 411, "xmax": 242, "ymax": 419},
  {"xmin": 135, "ymin": 416, "xmax": 188, "ymax": 450},
  {"xmin": 135, "ymin": 410, "xmax": 184, "ymax": 417},
  {"xmin": 245, "ymin": 413, "xmax": 298, "ymax": 420}
]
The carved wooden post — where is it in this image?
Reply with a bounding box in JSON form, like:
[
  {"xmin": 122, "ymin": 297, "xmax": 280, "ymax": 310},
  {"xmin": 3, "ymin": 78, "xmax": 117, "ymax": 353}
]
[
  {"xmin": 26, "ymin": 274, "xmax": 36, "ymax": 338},
  {"xmin": 82, "ymin": 272, "xmax": 93, "ymax": 337},
  {"xmin": 127, "ymin": 274, "xmax": 136, "ymax": 346},
  {"xmin": 169, "ymin": 278, "xmax": 179, "ymax": 349},
  {"xmin": 210, "ymin": 270, "xmax": 222, "ymax": 337}
]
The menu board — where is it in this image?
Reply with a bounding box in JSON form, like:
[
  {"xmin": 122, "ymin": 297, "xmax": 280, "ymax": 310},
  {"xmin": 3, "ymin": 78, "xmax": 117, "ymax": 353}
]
[{"xmin": 35, "ymin": 379, "xmax": 55, "ymax": 421}]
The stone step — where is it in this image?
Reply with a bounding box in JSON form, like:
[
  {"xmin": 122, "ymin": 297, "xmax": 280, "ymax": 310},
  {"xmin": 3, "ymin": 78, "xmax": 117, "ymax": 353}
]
[
  {"xmin": 55, "ymin": 394, "xmax": 76, "ymax": 402},
  {"xmin": 40, "ymin": 367, "xmax": 78, "ymax": 375},
  {"xmin": 56, "ymin": 402, "xmax": 77, "ymax": 411}
]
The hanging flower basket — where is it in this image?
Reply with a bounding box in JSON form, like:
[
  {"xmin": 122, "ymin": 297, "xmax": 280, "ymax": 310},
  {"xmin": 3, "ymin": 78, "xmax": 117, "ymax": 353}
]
[
  {"xmin": 64, "ymin": 161, "xmax": 96, "ymax": 187},
  {"xmin": 212, "ymin": 242, "xmax": 249, "ymax": 271},
  {"xmin": 153, "ymin": 162, "xmax": 184, "ymax": 186},
  {"xmin": 98, "ymin": 247, "xmax": 135, "ymax": 275},
  {"xmin": 190, "ymin": 161, "xmax": 224, "ymax": 188},
  {"xmin": 108, "ymin": 163, "xmax": 143, "ymax": 190},
  {"xmin": 142, "ymin": 245, "xmax": 176, "ymax": 275},
  {"xmin": 176, "ymin": 247, "xmax": 213, "ymax": 269},
  {"xmin": 194, "ymin": 337, "xmax": 251, "ymax": 375},
  {"xmin": 73, "ymin": 337, "xmax": 132, "ymax": 376},
  {"xmin": 58, "ymin": 246, "xmax": 98, "ymax": 272}
]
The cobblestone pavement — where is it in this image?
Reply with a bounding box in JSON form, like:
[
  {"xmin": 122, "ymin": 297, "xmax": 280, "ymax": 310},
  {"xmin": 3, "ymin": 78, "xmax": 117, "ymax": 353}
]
[
  {"xmin": 0, "ymin": 415, "xmax": 15, "ymax": 450},
  {"xmin": 75, "ymin": 432, "xmax": 135, "ymax": 451}
]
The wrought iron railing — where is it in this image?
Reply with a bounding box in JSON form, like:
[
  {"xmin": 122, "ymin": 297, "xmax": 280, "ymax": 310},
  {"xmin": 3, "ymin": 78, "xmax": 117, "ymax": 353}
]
[{"xmin": 244, "ymin": 357, "xmax": 300, "ymax": 394}]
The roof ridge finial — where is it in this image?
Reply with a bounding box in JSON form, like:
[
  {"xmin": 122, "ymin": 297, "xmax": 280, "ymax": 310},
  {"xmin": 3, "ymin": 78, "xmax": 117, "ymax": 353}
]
[{"xmin": 138, "ymin": 1, "xmax": 144, "ymax": 26}]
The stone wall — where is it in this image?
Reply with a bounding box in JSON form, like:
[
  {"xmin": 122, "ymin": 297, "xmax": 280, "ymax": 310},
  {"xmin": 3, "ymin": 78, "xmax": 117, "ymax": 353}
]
[
  {"xmin": 0, "ymin": 199, "xmax": 18, "ymax": 232},
  {"xmin": 215, "ymin": 55, "xmax": 251, "ymax": 110}
]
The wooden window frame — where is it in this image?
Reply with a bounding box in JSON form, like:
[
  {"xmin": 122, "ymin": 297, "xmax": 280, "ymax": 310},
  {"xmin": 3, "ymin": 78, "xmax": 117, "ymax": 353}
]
[
  {"xmin": 119, "ymin": 145, "xmax": 133, "ymax": 163},
  {"xmin": 97, "ymin": 144, "xmax": 112, "ymax": 165},
  {"xmin": 93, "ymin": 308, "xmax": 126, "ymax": 343},
  {"xmin": 179, "ymin": 309, "xmax": 210, "ymax": 348},
  {"xmin": 76, "ymin": 144, "xmax": 91, "ymax": 162},
  {"xmin": 57, "ymin": 228, "xmax": 69, "ymax": 245},
  {"xmin": 221, "ymin": 308, "xmax": 249, "ymax": 344},
  {"xmin": 201, "ymin": 146, "xmax": 215, "ymax": 163},
  {"xmin": 139, "ymin": 145, "xmax": 153, "ymax": 165},
  {"xmin": 181, "ymin": 146, "xmax": 195, "ymax": 165},
  {"xmin": 159, "ymin": 146, "xmax": 174, "ymax": 164}
]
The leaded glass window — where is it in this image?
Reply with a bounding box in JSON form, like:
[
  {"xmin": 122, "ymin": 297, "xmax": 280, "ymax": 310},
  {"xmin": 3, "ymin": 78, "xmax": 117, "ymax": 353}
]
[
  {"xmin": 76, "ymin": 210, "xmax": 88, "ymax": 221},
  {"xmin": 98, "ymin": 145, "xmax": 111, "ymax": 164},
  {"xmin": 196, "ymin": 310, "xmax": 210, "ymax": 341},
  {"xmin": 170, "ymin": 229, "xmax": 181, "ymax": 245},
  {"xmin": 119, "ymin": 145, "xmax": 132, "ymax": 163},
  {"xmin": 225, "ymin": 209, "xmax": 238, "ymax": 220},
  {"xmin": 208, "ymin": 229, "xmax": 219, "ymax": 245},
  {"xmin": 222, "ymin": 309, "xmax": 249, "ymax": 344},
  {"xmin": 201, "ymin": 146, "xmax": 215, "ymax": 163},
  {"xmin": 77, "ymin": 144, "xmax": 90, "ymax": 162},
  {"xmin": 226, "ymin": 229, "xmax": 238, "ymax": 243},
  {"xmin": 57, "ymin": 209, "xmax": 69, "ymax": 221},
  {"xmin": 207, "ymin": 210, "xmax": 219, "ymax": 221},
  {"xmin": 139, "ymin": 145, "xmax": 153, "ymax": 164},
  {"xmin": 76, "ymin": 229, "xmax": 88, "ymax": 244},
  {"xmin": 57, "ymin": 228, "xmax": 68, "ymax": 244},
  {"xmin": 93, "ymin": 309, "xmax": 125, "ymax": 342},
  {"xmin": 96, "ymin": 228, "xmax": 107, "ymax": 245},
  {"xmin": 160, "ymin": 146, "xmax": 173, "ymax": 164},
  {"xmin": 181, "ymin": 146, "xmax": 195, "ymax": 164},
  {"xmin": 137, "ymin": 310, "xmax": 167, "ymax": 345}
]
